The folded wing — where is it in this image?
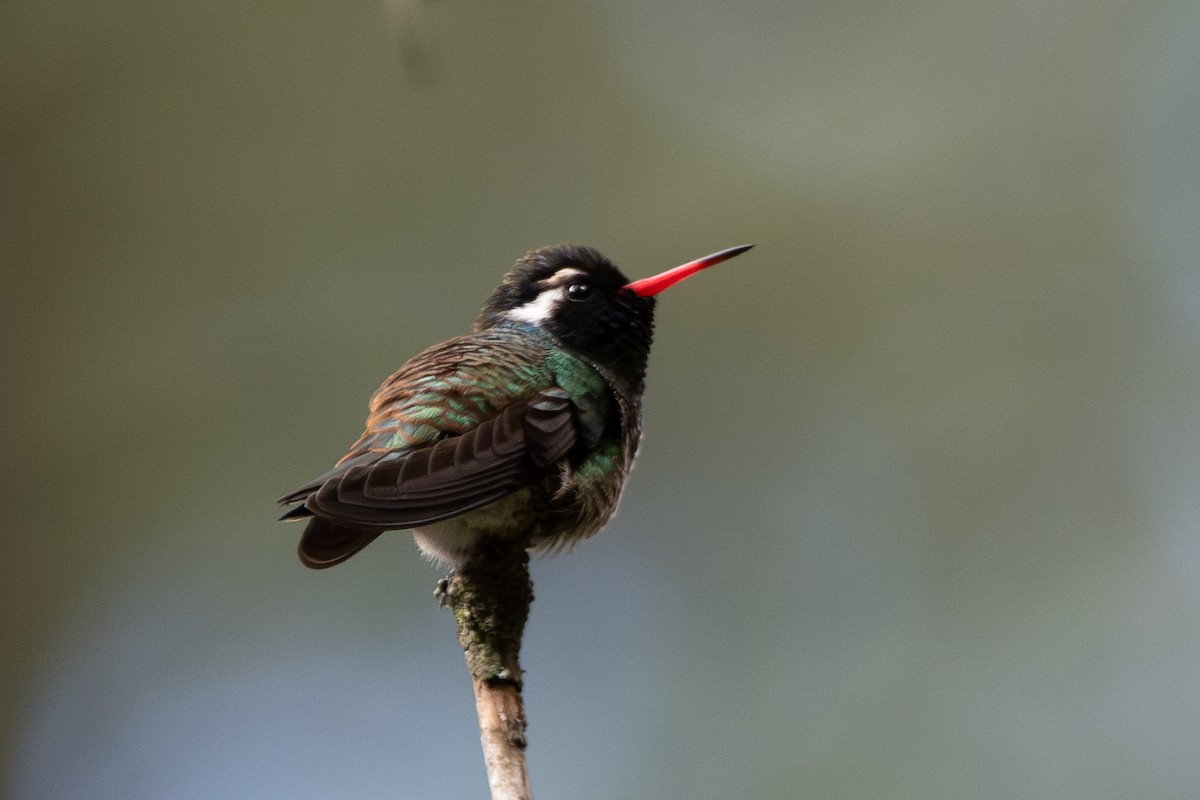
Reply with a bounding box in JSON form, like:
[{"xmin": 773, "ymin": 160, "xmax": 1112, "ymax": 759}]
[{"xmin": 278, "ymin": 388, "xmax": 579, "ymax": 530}]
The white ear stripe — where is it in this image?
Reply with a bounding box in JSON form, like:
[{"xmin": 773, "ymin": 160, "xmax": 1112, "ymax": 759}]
[
  {"xmin": 505, "ymin": 267, "xmax": 587, "ymax": 325},
  {"xmin": 507, "ymin": 286, "xmax": 564, "ymax": 325}
]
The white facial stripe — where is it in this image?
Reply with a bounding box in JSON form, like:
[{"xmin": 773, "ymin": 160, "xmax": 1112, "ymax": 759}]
[
  {"xmin": 544, "ymin": 267, "xmax": 586, "ymax": 284},
  {"xmin": 507, "ymin": 285, "xmax": 565, "ymax": 324},
  {"xmin": 505, "ymin": 267, "xmax": 587, "ymax": 325}
]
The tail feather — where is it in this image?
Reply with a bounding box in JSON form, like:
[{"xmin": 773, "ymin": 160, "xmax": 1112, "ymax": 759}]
[
  {"xmin": 278, "ymin": 503, "xmax": 314, "ymax": 521},
  {"xmin": 298, "ymin": 517, "xmax": 384, "ymax": 569}
]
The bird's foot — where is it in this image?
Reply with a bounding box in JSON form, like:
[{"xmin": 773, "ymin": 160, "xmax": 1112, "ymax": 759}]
[{"xmin": 434, "ymin": 572, "xmax": 456, "ymax": 607}]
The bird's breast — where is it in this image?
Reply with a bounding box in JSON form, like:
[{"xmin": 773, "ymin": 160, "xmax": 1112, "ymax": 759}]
[{"xmin": 411, "ymin": 489, "xmax": 536, "ymax": 567}]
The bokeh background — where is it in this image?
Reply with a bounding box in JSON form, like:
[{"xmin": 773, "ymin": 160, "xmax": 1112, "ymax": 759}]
[{"xmin": 4, "ymin": 1, "xmax": 1200, "ymax": 797}]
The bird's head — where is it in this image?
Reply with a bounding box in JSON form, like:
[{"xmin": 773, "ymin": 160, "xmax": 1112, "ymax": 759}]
[{"xmin": 476, "ymin": 244, "xmax": 752, "ymax": 384}]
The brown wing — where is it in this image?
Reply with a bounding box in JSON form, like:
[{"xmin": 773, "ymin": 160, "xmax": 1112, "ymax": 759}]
[{"xmin": 284, "ymin": 388, "xmax": 578, "ymax": 529}]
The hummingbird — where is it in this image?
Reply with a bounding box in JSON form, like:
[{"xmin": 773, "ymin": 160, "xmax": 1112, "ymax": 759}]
[{"xmin": 278, "ymin": 243, "xmax": 753, "ymax": 569}]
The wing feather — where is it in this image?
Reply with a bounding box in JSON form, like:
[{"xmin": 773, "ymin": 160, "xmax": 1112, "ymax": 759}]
[{"xmin": 285, "ymin": 389, "xmax": 578, "ymax": 528}]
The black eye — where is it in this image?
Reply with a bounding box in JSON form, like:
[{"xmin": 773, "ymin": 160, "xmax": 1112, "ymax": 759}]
[{"xmin": 566, "ymin": 283, "xmax": 592, "ymax": 302}]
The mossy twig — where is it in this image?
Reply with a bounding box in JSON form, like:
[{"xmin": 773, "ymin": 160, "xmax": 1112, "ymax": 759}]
[{"xmin": 445, "ymin": 538, "xmax": 534, "ymax": 800}]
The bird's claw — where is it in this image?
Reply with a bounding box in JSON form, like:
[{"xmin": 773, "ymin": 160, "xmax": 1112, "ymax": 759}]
[{"xmin": 434, "ymin": 573, "xmax": 455, "ymax": 607}]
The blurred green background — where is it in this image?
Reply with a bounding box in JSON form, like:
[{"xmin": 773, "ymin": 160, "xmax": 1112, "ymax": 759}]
[{"xmin": 4, "ymin": 1, "xmax": 1200, "ymax": 797}]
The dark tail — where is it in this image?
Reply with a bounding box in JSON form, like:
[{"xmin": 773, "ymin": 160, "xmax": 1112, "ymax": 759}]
[{"xmin": 297, "ymin": 516, "xmax": 384, "ymax": 569}]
